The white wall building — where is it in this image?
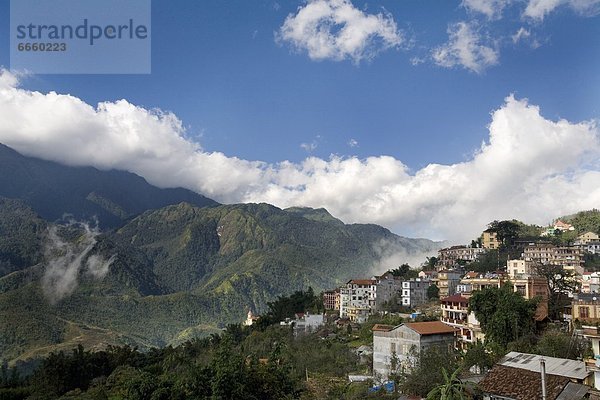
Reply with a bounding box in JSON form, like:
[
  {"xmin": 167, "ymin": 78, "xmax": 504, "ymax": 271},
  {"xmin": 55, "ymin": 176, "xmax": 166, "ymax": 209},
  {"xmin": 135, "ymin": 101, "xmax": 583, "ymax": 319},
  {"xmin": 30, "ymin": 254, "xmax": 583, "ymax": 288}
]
[
  {"xmin": 400, "ymin": 279, "xmax": 430, "ymax": 308},
  {"xmin": 339, "ymin": 279, "xmax": 375, "ymax": 321}
]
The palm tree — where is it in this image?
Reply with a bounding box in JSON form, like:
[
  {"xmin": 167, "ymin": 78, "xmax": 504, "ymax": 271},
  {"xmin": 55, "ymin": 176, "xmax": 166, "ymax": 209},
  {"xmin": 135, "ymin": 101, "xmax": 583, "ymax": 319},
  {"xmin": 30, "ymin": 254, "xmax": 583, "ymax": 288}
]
[{"xmin": 426, "ymin": 367, "xmax": 469, "ymax": 400}]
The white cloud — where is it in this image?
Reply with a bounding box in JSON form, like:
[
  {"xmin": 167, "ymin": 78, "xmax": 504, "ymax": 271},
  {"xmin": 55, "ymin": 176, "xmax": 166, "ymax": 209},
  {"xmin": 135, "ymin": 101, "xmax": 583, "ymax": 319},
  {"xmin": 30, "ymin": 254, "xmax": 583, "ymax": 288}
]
[
  {"xmin": 1, "ymin": 69, "xmax": 599, "ymax": 243},
  {"xmin": 300, "ymin": 141, "xmax": 318, "ymax": 152},
  {"xmin": 276, "ymin": 0, "xmax": 403, "ymax": 64},
  {"xmin": 523, "ymin": 0, "xmax": 600, "ymax": 20},
  {"xmin": 462, "ymin": 0, "xmax": 513, "ymax": 19},
  {"xmin": 523, "ymin": 0, "xmax": 563, "ymax": 19},
  {"xmin": 301, "ymin": 135, "xmax": 321, "ymax": 152},
  {"xmin": 512, "ymin": 27, "xmax": 531, "ymax": 43},
  {"xmin": 432, "ymin": 22, "xmax": 499, "ymax": 74},
  {"xmin": 348, "ymin": 138, "xmax": 359, "ymax": 147},
  {"xmin": 410, "ymin": 56, "xmax": 425, "ymax": 66}
]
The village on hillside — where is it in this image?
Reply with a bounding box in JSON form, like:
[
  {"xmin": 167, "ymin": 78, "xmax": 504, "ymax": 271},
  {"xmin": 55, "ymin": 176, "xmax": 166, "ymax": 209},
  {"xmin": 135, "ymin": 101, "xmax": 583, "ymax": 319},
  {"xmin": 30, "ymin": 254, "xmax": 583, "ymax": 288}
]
[{"xmin": 245, "ymin": 216, "xmax": 600, "ymax": 399}]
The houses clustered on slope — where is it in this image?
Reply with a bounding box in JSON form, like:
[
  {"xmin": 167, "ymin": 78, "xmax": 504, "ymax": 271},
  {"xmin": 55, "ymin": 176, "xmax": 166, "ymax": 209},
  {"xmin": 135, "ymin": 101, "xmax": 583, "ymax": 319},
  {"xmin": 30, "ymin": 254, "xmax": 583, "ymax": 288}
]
[{"xmin": 322, "ymin": 220, "xmax": 600, "ymax": 399}]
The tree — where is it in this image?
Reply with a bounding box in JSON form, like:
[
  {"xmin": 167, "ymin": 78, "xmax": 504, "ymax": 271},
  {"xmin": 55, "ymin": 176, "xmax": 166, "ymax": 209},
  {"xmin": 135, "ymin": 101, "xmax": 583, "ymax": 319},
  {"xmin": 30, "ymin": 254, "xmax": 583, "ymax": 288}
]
[
  {"xmin": 535, "ymin": 330, "xmax": 592, "ymax": 360},
  {"xmin": 427, "ymin": 284, "xmax": 440, "ymax": 300},
  {"xmin": 568, "ymin": 209, "xmax": 600, "ymax": 234},
  {"xmin": 532, "ymin": 263, "xmax": 579, "ymax": 319},
  {"xmin": 400, "ymin": 346, "xmax": 460, "ymax": 397},
  {"xmin": 424, "ymin": 257, "xmax": 439, "ymax": 270},
  {"xmin": 461, "ymin": 340, "xmax": 497, "ymax": 374},
  {"xmin": 469, "ymin": 283, "xmax": 539, "ymax": 348},
  {"xmin": 426, "ymin": 367, "xmax": 469, "ymax": 400},
  {"xmin": 389, "ymin": 264, "xmax": 418, "ymax": 279},
  {"xmin": 487, "ymin": 220, "xmax": 520, "ymax": 248}
]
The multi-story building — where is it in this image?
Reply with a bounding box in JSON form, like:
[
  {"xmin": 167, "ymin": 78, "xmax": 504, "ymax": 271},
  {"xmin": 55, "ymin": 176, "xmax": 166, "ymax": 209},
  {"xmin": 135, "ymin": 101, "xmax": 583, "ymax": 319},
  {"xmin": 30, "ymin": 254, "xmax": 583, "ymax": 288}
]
[
  {"xmin": 523, "ymin": 242, "xmax": 556, "ymax": 265},
  {"xmin": 459, "ymin": 271, "xmax": 549, "ymax": 321},
  {"xmin": 400, "ymin": 279, "xmax": 430, "ymax": 308},
  {"xmin": 577, "ymin": 232, "xmax": 600, "ymax": 245},
  {"xmin": 554, "ymin": 246, "xmax": 584, "ymax": 274},
  {"xmin": 323, "ymin": 289, "xmax": 340, "ymax": 310},
  {"xmin": 440, "ymin": 294, "xmax": 483, "ymax": 349},
  {"xmin": 581, "ymin": 272, "xmax": 600, "ymax": 294},
  {"xmin": 482, "ymin": 229, "xmax": 501, "ymax": 249},
  {"xmin": 523, "ymin": 243, "xmax": 584, "ymax": 275},
  {"xmin": 372, "ymin": 322, "xmax": 457, "ymax": 380},
  {"xmin": 438, "ymin": 246, "xmax": 486, "ymax": 268},
  {"xmin": 435, "ymin": 270, "xmax": 462, "ymax": 298},
  {"xmin": 586, "ymin": 241, "xmax": 600, "ymax": 255},
  {"xmin": 568, "ymin": 293, "xmax": 600, "ymax": 323},
  {"xmin": 339, "ymin": 279, "xmax": 375, "ymax": 321},
  {"xmin": 507, "ymin": 259, "xmax": 528, "ymax": 278},
  {"xmin": 372, "ymin": 272, "xmax": 402, "ymax": 309}
]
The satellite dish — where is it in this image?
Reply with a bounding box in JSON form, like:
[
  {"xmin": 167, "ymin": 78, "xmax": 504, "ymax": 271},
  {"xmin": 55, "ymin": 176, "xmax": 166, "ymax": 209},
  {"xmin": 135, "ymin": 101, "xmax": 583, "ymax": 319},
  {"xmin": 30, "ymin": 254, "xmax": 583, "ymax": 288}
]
[{"xmin": 594, "ymin": 297, "xmax": 597, "ymax": 301}]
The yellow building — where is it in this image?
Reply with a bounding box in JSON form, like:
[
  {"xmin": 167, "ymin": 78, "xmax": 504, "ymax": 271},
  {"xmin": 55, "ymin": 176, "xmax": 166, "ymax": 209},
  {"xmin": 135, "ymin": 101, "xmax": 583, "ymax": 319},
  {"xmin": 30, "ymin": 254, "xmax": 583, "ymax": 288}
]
[{"xmin": 482, "ymin": 229, "xmax": 500, "ymax": 249}]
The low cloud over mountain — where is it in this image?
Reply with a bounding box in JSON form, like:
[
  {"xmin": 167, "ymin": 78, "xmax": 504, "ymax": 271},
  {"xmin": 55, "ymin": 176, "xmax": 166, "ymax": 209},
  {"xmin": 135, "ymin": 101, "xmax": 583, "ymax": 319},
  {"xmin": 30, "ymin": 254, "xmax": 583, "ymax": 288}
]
[{"xmin": 0, "ymin": 69, "xmax": 598, "ymax": 241}]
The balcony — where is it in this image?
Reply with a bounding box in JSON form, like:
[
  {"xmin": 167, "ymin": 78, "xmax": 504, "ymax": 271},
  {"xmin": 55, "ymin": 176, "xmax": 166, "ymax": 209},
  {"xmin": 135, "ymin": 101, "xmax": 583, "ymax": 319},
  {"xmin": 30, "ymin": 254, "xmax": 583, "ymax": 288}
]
[{"xmin": 441, "ymin": 317, "xmax": 467, "ymax": 325}]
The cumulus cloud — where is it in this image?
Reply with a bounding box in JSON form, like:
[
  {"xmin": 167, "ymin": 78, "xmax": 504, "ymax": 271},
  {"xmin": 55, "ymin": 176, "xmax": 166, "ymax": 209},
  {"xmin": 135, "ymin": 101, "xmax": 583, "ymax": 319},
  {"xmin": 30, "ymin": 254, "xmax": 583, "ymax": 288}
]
[
  {"xmin": 432, "ymin": 22, "xmax": 499, "ymax": 74},
  {"xmin": 462, "ymin": 0, "xmax": 513, "ymax": 19},
  {"xmin": 348, "ymin": 138, "xmax": 358, "ymax": 147},
  {"xmin": 523, "ymin": 0, "xmax": 600, "ymax": 19},
  {"xmin": 1, "ymin": 69, "xmax": 599, "ymax": 243},
  {"xmin": 276, "ymin": 0, "xmax": 403, "ymax": 63},
  {"xmin": 461, "ymin": 0, "xmax": 600, "ymax": 20}
]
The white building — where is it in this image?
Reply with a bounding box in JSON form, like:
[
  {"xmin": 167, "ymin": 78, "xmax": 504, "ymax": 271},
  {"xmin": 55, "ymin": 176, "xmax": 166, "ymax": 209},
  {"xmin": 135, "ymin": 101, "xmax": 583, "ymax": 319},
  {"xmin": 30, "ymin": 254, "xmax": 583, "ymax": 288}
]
[
  {"xmin": 400, "ymin": 279, "xmax": 430, "ymax": 308},
  {"xmin": 372, "ymin": 322, "xmax": 457, "ymax": 380},
  {"xmin": 292, "ymin": 312, "xmax": 324, "ymax": 336},
  {"xmin": 339, "ymin": 279, "xmax": 376, "ymax": 321},
  {"xmin": 506, "ymin": 259, "xmax": 529, "ymax": 278}
]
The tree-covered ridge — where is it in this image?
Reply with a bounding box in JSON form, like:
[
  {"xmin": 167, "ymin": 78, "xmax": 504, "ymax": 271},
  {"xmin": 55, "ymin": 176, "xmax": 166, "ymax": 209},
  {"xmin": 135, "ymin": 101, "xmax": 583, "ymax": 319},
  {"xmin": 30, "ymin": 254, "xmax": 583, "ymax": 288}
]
[
  {"xmin": 560, "ymin": 209, "xmax": 600, "ymax": 234},
  {"xmin": 0, "ymin": 290, "xmax": 365, "ymax": 400},
  {"xmin": 0, "ymin": 197, "xmax": 47, "ymax": 276},
  {"xmin": 0, "ymin": 143, "xmax": 218, "ymax": 229},
  {"xmin": 0, "ymin": 199, "xmax": 440, "ymax": 365}
]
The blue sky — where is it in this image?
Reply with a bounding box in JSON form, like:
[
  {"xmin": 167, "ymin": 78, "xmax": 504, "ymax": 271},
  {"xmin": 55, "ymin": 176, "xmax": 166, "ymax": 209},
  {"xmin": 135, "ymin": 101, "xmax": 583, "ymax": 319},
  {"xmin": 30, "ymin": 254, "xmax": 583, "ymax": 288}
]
[{"xmin": 0, "ymin": 0, "xmax": 599, "ymax": 241}]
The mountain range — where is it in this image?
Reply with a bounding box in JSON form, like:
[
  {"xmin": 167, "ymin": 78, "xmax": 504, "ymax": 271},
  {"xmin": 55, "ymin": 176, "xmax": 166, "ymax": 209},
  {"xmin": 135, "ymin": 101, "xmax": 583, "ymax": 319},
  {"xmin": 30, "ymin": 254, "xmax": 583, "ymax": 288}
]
[{"xmin": 0, "ymin": 143, "xmax": 440, "ymax": 366}]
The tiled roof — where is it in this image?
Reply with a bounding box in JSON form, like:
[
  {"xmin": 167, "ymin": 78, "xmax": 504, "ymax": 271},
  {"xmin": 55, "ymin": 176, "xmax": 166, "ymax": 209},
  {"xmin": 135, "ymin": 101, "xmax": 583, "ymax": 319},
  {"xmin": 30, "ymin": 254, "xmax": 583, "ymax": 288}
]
[
  {"xmin": 405, "ymin": 321, "xmax": 458, "ymax": 335},
  {"xmin": 464, "ymin": 271, "xmax": 479, "ymax": 279},
  {"xmin": 440, "ymin": 294, "xmax": 469, "ymax": 304},
  {"xmin": 479, "ymin": 365, "xmax": 570, "ymax": 400},
  {"xmin": 372, "ymin": 324, "xmax": 394, "ymax": 332}
]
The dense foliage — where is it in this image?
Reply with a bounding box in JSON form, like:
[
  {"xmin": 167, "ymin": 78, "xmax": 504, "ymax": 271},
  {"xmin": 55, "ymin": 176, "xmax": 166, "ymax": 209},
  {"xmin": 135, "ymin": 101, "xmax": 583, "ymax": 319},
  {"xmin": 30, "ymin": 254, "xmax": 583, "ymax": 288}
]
[
  {"xmin": 0, "ymin": 318, "xmax": 373, "ymax": 400},
  {"xmin": 388, "ymin": 264, "xmax": 418, "ymax": 280},
  {"xmin": 561, "ymin": 210, "xmax": 600, "ymax": 234},
  {"xmin": 469, "ymin": 283, "xmax": 539, "ymax": 347}
]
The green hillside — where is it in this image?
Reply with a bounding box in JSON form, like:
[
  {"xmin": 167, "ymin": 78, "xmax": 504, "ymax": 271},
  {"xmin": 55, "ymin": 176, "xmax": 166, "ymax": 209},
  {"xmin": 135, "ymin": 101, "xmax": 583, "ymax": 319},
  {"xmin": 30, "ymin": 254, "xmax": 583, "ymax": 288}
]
[{"xmin": 0, "ymin": 200, "xmax": 440, "ymax": 366}]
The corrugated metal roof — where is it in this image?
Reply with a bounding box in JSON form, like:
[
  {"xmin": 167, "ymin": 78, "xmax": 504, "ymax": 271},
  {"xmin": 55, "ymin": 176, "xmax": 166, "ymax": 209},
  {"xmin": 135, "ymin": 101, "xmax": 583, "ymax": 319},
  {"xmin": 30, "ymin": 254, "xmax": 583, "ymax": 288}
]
[
  {"xmin": 556, "ymin": 382, "xmax": 589, "ymax": 400},
  {"xmin": 499, "ymin": 352, "xmax": 589, "ymax": 380}
]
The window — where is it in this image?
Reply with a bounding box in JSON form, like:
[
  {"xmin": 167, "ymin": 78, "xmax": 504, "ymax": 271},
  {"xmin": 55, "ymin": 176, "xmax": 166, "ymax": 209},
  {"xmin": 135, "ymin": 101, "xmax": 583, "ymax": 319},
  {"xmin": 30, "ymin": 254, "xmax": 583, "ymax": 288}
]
[
  {"xmin": 390, "ymin": 343, "xmax": 396, "ymax": 353},
  {"xmin": 580, "ymin": 306, "xmax": 590, "ymax": 319}
]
